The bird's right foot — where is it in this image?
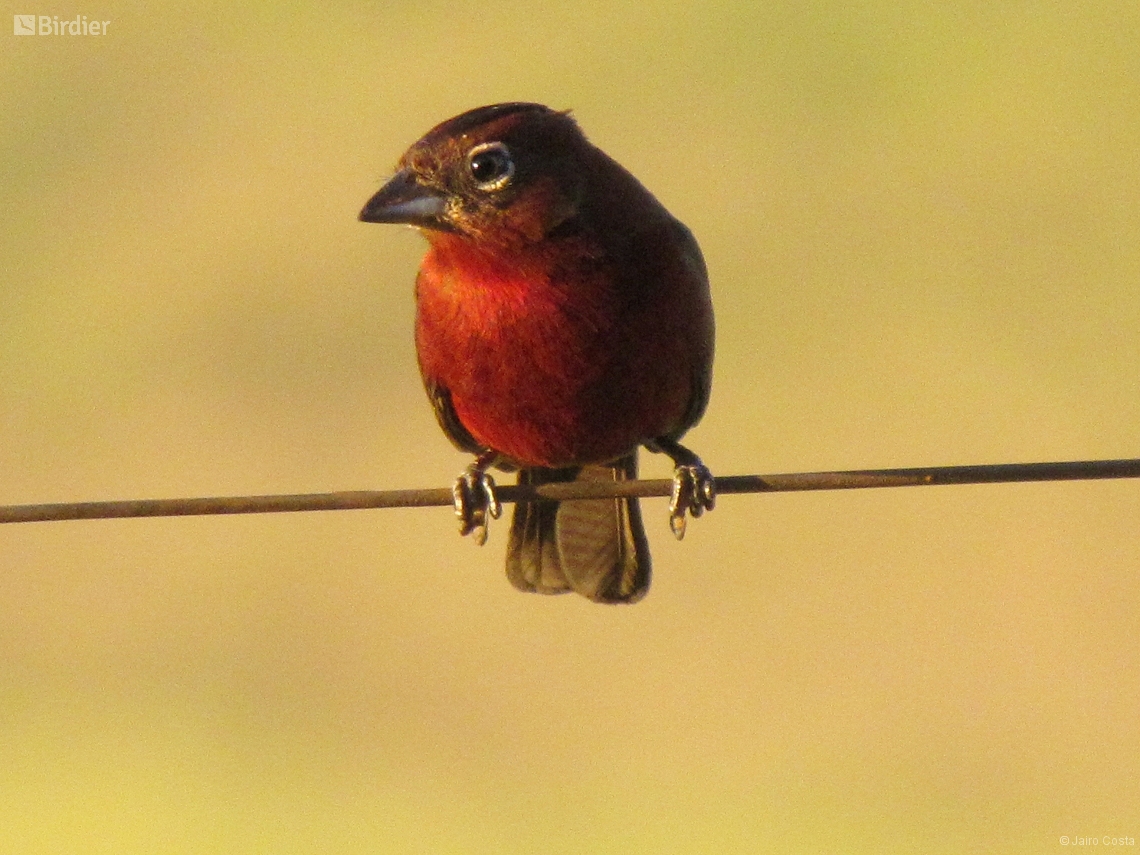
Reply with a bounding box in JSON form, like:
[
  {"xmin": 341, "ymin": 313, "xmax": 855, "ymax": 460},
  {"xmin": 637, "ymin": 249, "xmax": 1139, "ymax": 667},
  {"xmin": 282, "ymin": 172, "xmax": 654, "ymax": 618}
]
[{"xmin": 452, "ymin": 453, "xmax": 502, "ymax": 545}]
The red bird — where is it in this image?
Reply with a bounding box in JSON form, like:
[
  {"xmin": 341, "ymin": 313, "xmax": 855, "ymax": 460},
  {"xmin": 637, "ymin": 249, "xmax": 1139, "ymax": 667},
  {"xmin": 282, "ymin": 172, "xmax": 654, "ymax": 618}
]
[{"xmin": 360, "ymin": 103, "xmax": 714, "ymax": 603}]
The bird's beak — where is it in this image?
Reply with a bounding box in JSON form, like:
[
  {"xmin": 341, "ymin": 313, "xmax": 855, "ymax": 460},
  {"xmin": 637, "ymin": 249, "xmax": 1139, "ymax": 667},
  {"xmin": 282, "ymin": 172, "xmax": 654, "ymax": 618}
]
[{"xmin": 359, "ymin": 169, "xmax": 450, "ymax": 230}]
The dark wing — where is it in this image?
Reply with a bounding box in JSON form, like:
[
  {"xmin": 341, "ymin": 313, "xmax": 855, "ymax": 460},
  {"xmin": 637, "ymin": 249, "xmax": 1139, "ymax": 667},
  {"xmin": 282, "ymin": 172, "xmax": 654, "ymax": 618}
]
[
  {"xmin": 626, "ymin": 216, "xmax": 714, "ymax": 441},
  {"xmin": 423, "ymin": 377, "xmax": 484, "ymax": 456},
  {"xmin": 672, "ymin": 219, "xmax": 714, "ymax": 435}
]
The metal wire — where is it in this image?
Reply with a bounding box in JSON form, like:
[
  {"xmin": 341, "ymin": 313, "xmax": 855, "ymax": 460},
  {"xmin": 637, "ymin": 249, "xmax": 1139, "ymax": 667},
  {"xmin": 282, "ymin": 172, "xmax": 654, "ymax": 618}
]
[{"xmin": 1, "ymin": 458, "xmax": 1137, "ymax": 525}]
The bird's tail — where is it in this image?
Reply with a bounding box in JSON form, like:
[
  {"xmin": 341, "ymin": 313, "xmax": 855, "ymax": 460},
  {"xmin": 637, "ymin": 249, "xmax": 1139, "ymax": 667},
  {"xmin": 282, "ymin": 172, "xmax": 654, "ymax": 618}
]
[{"xmin": 506, "ymin": 453, "xmax": 651, "ymax": 603}]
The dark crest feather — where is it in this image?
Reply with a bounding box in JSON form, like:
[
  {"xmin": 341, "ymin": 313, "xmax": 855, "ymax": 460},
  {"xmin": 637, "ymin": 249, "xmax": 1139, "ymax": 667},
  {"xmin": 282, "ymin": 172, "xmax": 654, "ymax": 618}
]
[{"xmin": 423, "ymin": 103, "xmax": 559, "ymax": 144}]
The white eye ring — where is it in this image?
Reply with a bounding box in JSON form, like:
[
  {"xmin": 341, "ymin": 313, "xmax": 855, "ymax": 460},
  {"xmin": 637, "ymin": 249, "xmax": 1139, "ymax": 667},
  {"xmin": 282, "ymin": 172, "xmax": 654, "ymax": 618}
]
[{"xmin": 467, "ymin": 141, "xmax": 515, "ymax": 191}]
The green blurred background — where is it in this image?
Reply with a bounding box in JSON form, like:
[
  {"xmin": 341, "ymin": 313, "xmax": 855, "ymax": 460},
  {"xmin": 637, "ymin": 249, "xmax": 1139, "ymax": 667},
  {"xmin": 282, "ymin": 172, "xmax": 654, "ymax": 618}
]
[{"xmin": 2, "ymin": 1, "xmax": 1138, "ymax": 852}]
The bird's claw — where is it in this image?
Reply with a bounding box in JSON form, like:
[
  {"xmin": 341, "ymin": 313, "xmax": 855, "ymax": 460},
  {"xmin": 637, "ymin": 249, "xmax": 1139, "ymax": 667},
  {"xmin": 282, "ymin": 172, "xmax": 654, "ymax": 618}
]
[
  {"xmin": 669, "ymin": 461, "xmax": 716, "ymax": 540},
  {"xmin": 452, "ymin": 464, "xmax": 501, "ymax": 546}
]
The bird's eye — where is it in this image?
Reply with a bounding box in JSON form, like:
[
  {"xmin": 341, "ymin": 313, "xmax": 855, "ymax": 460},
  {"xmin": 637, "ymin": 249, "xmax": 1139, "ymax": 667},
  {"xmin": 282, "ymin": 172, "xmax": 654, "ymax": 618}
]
[{"xmin": 467, "ymin": 142, "xmax": 514, "ymax": 190}]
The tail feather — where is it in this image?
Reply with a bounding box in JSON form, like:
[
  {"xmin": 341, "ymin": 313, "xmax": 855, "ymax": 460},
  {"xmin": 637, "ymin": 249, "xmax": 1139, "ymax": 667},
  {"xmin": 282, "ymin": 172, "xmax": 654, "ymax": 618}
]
[
  {"xmin": 506, "ymin": 453, "xmax": 651, "ymax": 603},
  {"xmin": 507, "ymin": 468, "xmax": 572, "ymax": 595}
]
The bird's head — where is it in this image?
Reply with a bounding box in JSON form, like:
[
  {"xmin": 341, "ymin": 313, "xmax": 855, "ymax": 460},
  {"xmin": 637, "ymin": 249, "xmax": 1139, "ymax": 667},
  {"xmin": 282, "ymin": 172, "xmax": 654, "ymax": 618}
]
[{"xmin": 360, "ymin": 103, "xmax": 588, "ymax": 248}]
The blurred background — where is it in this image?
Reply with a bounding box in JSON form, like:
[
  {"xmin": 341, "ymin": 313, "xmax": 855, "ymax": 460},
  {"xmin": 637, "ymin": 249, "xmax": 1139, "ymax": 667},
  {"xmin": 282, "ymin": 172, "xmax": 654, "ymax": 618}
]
[{"xmin": 2, "ymin": 1, "xmax": 1138, "ymax": 851}]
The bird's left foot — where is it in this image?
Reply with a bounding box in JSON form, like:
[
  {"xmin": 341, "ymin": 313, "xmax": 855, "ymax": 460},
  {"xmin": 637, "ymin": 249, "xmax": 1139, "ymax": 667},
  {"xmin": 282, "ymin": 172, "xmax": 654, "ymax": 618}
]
[
  {"xmin": 669, "ymin": 460, "xmax": 716, "ymax": 539},
  {"xmin": 649, "ymin": 438, "xmax": 716, "ymax": 540},
  {"xmin": 452, "ymin": 453, "xmax": 502, "ymax": 545}
]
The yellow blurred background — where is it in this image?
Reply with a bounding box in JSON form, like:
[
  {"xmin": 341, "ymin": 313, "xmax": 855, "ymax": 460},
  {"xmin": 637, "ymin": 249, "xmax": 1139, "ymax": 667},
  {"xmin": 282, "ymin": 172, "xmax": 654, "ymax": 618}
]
[{"xmin": 2, "ymin": 1, "xmax": 1138, "ymax": 851}]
